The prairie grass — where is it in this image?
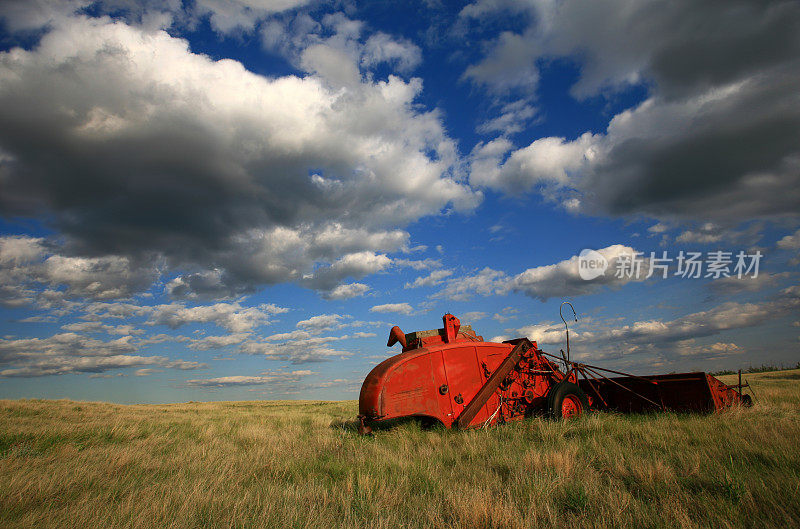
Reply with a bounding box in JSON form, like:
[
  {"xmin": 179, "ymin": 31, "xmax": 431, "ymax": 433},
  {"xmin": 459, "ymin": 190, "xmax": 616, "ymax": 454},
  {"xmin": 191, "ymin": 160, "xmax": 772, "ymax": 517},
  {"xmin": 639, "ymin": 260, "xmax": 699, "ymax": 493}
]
[{"xmin": 1, "ymin": 370, "xmax": 799, "ymax": 528}]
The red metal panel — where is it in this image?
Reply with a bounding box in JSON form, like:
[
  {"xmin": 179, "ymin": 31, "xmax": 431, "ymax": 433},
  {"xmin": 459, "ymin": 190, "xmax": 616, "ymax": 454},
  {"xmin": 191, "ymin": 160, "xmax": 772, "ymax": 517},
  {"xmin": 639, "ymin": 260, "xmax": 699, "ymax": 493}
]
[
  {"xmin": 381, "ymin": 353, "xmax": 438, "ymax": 419},
  {"xmin": 441, "ymin": 345, "xmax": 483, "ymax": 423},
  {"xmin": 429, "ymin": 348, "xmax": 455, "ymax": 426},
  {"xmin": 359, "ymin": 348, "xmax": 438, "ymax": 421},
  {"xmin": 578, "ymin": 372, "xmax": 725, "ymax": 413},
  {"xmin": 706, "ymin": 373, "xmax": 743, "ymax": 410}
]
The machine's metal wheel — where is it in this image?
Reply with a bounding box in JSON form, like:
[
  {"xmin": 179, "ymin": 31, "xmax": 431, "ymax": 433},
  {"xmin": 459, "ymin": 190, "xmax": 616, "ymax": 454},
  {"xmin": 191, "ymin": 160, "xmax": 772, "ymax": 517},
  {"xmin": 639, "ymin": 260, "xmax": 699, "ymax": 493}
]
[
  {"xmin": 548, "ymin": 382, "xmax": 590, "ymax": 419},
  {"xmin": 561, "ymin": 394, "xmax": 583, "ymax": 418}
]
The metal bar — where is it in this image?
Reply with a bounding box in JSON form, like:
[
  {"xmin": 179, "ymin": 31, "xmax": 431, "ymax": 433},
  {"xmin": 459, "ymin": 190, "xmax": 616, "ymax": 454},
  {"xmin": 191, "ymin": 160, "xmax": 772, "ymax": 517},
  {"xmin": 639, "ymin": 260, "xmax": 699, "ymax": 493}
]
[
  {"xmin": 456, "ymin": 340, "xmax": 531, "ymax": 429},
  {"xmin": 703, "ymin": 373, "xmax": 718, "ymax": 411},
  {"xmin": 540, "ymin": 350, "xmax": 663, "ymax": 407},
  {"xmin": 540, "ymin": 350, "xmax": 566, "ymax": 362},
  {"xmin": 746, "ymin": 378, "xmax": 757, "ymax": 402},
  {"xmin": 540, "ymin": 350, "xmax": 580, "ymax": 377},
  {"xmin": 540, "ymin": 350, "xmax": 657, "ymax": 387},
  {"xmin": 577, "ymin": 366, "xmax": 608, "ymax": 408},
  {"xmin": 538, "ymin": 351, "xmax": 574, "ymax": 380},
  {"xmin": 583, "ymin": 366, "xmax": 664, "ymax": 409},
  {"xmin": 578, "ymin": 363, "xmax": 660, "ymax": 385},
  {"xmin": 635, "ymin": 377, "xmax": 707, "ymax": 383}
]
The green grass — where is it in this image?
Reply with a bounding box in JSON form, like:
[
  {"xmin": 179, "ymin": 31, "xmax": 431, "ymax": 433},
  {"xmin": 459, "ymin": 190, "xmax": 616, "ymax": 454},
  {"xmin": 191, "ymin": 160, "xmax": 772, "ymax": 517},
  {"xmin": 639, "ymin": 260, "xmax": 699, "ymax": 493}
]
[{"xmin": 1, "ymin": 370, "xmax": 799, "ymax": 528}]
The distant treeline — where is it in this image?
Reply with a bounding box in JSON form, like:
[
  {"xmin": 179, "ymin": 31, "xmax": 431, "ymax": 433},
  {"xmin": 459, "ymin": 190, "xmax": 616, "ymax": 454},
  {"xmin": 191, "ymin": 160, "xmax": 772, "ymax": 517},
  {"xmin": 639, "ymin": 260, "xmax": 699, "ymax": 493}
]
[{"xmin": 710, "ymin": 363, "xmax": 800, "ymax": 376}]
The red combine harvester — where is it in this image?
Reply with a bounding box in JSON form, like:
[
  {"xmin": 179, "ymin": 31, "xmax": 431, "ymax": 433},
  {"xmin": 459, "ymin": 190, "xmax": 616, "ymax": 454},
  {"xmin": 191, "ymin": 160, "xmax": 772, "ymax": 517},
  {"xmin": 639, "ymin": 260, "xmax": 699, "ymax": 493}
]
[{"xmin": 357, "ymin": 312, "xmax": 752, "ymax": 434}]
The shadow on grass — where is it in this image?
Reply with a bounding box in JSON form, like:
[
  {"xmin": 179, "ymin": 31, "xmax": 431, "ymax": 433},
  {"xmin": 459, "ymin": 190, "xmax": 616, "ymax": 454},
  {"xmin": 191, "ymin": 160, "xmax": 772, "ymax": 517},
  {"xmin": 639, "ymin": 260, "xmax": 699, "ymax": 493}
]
[
  {"xmin": 329, "ymin": 407, "xmax": 739, "ymax": 437},
  {"xmin": 763, "ymin": 372, "xmax": 800, "ymax": 380},
  {"xmin": 329, "ymin": 416, "xmax": 445, "ymax": 435},
  {"xmin": 329, "ymin": 418, "xmax": 361, "ymax": 433}
]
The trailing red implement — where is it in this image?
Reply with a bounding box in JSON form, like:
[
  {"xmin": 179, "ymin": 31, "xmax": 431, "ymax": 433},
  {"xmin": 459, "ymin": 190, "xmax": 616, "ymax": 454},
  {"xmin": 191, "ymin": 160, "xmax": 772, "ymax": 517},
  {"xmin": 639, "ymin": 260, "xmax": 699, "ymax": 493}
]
[{"xmin": 357, "ymin": 314, "xmax": 752, "ymax": 434}]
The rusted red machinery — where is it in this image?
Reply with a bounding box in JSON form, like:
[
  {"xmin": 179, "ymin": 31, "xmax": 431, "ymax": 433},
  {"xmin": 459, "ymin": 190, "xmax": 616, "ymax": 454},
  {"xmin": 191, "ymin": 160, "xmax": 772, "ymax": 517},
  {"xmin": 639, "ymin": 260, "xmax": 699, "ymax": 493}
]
[{"xmin": 357, "ymin": 313, "xmax": 752, "ymax": 434}]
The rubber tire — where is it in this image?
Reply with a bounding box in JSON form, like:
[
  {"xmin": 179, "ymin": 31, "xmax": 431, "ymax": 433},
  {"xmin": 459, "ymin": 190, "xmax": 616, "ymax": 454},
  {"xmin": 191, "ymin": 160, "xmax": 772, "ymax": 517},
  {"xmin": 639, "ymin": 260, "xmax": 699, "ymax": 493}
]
[
  {"xmin": 741, "ymin": 394, "xmax": 753, "ymax": 407},
  {"xmin": 547, "ymin": 381, "xmax": 591, "ymax": 419}
]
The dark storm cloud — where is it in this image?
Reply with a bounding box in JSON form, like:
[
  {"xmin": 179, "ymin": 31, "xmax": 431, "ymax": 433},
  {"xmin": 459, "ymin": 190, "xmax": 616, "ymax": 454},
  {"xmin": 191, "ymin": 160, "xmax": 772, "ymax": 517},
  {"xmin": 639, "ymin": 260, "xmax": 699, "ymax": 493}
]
[
  {"xmin": 646, "ymin": 1, "xmax": 800, "ymax": 99},
  {"xmin": 0, "ymin": 235, "xmax": 157, "ymax": 303},
  {"xmin": 591, "ymin": 67, "xmax": 800, "ymax": 219},
  {"xmin": 464, "ymin": 0, "xmax": 800, "ymax": 221}
]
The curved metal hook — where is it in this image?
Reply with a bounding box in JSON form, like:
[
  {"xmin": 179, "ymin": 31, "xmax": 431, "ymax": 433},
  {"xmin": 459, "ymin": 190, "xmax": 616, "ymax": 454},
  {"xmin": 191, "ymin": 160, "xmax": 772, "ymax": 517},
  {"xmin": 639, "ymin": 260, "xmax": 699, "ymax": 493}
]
[
  {"xmin": 560, "ymin": 301, "xmax": 577, "ymax": 327},
  {"xmin": 560, "ymin": 301, "xmax": 578, "ymax": 363}
]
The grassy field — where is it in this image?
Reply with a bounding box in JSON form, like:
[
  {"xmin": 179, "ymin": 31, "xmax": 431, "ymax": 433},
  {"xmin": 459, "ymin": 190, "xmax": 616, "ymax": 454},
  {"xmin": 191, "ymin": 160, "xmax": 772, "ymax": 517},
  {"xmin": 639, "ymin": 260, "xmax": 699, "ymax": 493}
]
[{"xmin": 1, "ymin": 370, "xmax": 799, "ymax": 529}]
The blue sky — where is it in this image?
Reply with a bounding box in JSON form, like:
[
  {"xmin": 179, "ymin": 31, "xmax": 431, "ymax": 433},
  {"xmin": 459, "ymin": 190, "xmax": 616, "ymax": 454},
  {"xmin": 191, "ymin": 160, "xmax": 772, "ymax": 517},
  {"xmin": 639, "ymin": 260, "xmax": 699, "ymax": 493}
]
[{"xmin": 0, "ymin": 0, "xmax": 798, "ymax": 403}]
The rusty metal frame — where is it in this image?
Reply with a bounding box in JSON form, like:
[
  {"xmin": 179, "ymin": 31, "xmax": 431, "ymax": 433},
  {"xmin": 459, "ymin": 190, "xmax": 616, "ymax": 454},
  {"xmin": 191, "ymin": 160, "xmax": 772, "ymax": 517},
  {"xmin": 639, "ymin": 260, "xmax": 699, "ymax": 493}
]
[
  {"xmin": 575, "ymin": 365, "xmax": 609, "ymax": 408},
  {"xmin": 538, "ymin": 350, "xmax": 665, "ymax": 410},
  {"xmin": 581, "ymin": 365, "xmax": 664, "ymax": 410},
  {"xmin": 455, "ymin": 340, "xmax": 533, "ymax": 429}
]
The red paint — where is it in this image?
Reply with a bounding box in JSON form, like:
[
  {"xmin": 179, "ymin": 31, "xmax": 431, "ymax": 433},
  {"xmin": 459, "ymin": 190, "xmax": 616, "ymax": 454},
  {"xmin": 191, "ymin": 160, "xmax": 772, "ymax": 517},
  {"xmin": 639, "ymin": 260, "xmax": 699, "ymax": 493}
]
[
  {"xmin": 358, "ymin": 314, "xmax": 750, "ymax": 431},
  {"xmin": 442, "ymin": 313, "xmax": 459, "ymax": 343},
  {"xmin": 561, "ymin": 395, "xmax": 582, "ymax": 418}
]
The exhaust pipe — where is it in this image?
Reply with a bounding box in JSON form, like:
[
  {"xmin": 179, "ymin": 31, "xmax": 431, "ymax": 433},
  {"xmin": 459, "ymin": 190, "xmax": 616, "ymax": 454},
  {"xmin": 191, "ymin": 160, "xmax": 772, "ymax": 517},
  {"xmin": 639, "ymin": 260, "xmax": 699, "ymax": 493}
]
[{"xmin": 387, "ymin": 326, "xmax": 407, "ymax": 348}]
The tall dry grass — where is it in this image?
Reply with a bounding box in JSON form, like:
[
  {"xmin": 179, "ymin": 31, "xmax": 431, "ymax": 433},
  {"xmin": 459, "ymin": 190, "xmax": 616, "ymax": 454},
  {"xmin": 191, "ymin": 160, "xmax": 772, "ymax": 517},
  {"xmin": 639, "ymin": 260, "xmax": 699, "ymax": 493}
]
[{"xmin": 1, "ymin": 370, "xmax": 799, "ymax": 528}]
